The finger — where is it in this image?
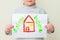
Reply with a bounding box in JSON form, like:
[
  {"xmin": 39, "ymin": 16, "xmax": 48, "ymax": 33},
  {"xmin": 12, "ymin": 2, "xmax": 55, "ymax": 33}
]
[
  {"xmin": 6, "ymin": 25, "xmax": 14, "ymax": 29},
  {"xmin": 45, "ymin": 25, "xmax": 47, "ymax": 29},
  {"xmin": 9, "ymin": 25, "xmax": 14, "ymax": 29},
  {"xmin": 45, "ymin": 25, "xmax": 49, "ymax": 30}
]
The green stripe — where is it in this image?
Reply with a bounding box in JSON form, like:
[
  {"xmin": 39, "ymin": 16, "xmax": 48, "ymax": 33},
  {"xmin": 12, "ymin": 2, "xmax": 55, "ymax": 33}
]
[
  {"xmin": 34, "ymin": 15, "xmax": 43, "ymax": 33},
  {"xmin": 13, "ymin": 17, "xmax": 24, "ymax": 33}
]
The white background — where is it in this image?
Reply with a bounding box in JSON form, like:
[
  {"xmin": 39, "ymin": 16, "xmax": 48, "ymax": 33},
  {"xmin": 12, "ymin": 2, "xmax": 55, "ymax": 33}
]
[{"xmin": 0, "ymin": 0, "xmax": 59, "ymax": 40}]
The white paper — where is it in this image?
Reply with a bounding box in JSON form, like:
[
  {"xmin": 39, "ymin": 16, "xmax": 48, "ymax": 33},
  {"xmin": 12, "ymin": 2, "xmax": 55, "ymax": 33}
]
[{"xmin": 12, "ymin": 13, "xmax": 48, "ymax": 38}]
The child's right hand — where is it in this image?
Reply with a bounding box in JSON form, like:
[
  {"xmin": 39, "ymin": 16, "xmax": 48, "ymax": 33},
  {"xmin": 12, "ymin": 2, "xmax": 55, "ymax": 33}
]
[{"xmin": 5, "ymin": 25, "xmax": 14, "ymax": 35}]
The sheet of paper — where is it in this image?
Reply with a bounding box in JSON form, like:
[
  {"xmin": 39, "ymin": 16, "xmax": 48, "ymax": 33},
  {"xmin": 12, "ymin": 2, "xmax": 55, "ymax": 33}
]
[{"xmin": 12, "ymin": 13, "xmax": 48, "ymax": 38}]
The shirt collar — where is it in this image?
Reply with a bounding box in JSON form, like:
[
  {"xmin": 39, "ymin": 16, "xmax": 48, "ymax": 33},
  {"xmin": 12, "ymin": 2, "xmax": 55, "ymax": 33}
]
[{"xmin": 22, "ymin": 4, "xmax": 37, "ymax": 9}]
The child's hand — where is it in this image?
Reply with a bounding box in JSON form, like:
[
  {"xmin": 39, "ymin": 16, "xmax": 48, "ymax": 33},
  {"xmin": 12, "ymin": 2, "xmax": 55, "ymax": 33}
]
[
  {"xmin": 45, "ymin": 23, "xmax": 54, "ymax": 33},
  {"xmin": 5, "ymin": 25, "xmax": 14, "ymax": 35}
]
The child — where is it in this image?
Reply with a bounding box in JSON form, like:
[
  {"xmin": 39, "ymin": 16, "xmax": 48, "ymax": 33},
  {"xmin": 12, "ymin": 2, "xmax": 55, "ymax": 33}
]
[{"xmin": 5, "ymin": 0, "xmax": 54, "ymax": 40}]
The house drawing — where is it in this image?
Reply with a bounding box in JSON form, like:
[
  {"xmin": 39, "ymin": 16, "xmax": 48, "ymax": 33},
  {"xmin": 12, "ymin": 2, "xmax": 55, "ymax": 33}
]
[{"xmin": 23, "ymin": 15, "xmax": 35, "ymax": 32}]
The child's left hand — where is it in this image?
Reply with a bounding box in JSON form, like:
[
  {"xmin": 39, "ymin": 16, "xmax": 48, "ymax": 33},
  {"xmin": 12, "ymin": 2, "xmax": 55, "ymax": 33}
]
[{"xmin": 45, "ymin": 23, "xmax": 54, "ymax": 33}]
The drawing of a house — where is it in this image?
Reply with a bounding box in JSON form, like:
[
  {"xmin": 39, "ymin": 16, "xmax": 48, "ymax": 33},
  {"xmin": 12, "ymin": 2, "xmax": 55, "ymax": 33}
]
[{"xmin": 23, "ymin": 15, "xmax": 35, "ymax": 32}]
